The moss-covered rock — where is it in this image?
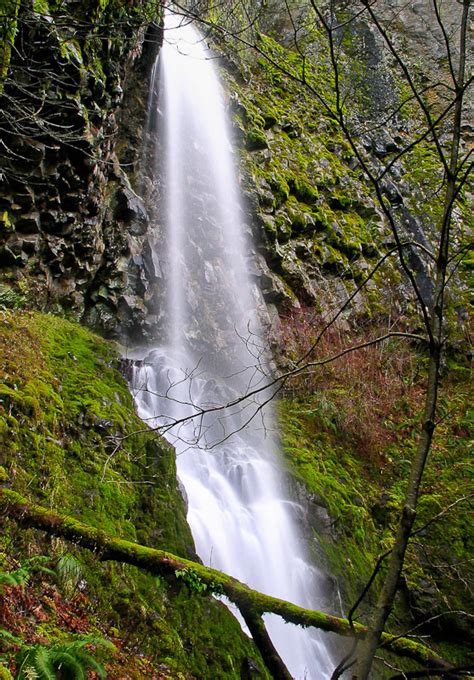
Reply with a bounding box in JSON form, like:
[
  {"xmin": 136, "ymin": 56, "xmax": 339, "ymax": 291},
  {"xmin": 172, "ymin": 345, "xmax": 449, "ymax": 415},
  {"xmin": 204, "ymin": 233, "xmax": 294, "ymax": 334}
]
[
  {"xmin": 0, "ymin": 310, "xmax": 268, "ymax": 678},
  {"xmin": 277, "ymin": 356, "xmax": 473, "ymax": 673},
  {"xmin": 247, "ymin": 126, "xmax": 269, "ymax": 151}
]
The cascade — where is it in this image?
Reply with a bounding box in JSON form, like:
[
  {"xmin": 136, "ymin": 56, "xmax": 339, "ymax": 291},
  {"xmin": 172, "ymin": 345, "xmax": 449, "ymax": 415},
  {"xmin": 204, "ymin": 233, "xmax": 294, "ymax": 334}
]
[{"xmin": 132, "ymin": 13, "xmax": 337, "ymax": 679}]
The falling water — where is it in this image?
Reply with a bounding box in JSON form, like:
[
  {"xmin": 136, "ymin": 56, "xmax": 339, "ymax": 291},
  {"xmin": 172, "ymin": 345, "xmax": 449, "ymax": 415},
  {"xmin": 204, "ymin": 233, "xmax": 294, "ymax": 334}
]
[{"xmin": 132, "ymin": 13, "xmax": 337, "ymax": 679}]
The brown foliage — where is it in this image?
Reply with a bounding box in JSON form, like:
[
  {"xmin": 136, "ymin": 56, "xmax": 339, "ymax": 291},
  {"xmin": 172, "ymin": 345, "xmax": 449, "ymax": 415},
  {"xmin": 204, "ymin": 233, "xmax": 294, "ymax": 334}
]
[{"xmin": 277, "ymin": 307, "xmax": 425, "ymax": 460}]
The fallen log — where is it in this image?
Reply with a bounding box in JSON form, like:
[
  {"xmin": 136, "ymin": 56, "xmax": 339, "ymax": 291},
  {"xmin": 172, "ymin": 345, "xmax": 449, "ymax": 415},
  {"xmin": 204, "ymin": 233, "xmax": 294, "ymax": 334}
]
[{"xmin": 0, "ymin": 489, "xmax": 453, "ymax": 677}]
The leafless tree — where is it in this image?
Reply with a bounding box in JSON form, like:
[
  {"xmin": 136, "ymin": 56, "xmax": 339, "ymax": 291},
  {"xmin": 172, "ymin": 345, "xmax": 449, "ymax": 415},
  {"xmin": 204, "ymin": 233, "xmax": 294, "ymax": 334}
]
[{"xmin": 154, "ymin": 2, "xmax": 473, "ymax": 678}]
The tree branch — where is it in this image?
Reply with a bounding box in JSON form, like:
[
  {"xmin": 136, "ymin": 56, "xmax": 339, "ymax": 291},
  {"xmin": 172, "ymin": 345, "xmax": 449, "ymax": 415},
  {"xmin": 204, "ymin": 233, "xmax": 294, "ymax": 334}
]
[{"xmin": 0, "ymin": 488, "xmax": 455, "ymax": 675}]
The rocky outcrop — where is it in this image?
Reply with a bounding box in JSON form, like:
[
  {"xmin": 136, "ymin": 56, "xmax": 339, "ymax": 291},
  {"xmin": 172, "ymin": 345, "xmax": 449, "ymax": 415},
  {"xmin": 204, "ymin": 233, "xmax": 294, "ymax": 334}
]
[
  {"xmin": 1, "ymin": 2, "xmax": 470, "ymax": 345},
  {"xmin": 0, "ymin": 2, "xmax": 161, "ymax": 338}
]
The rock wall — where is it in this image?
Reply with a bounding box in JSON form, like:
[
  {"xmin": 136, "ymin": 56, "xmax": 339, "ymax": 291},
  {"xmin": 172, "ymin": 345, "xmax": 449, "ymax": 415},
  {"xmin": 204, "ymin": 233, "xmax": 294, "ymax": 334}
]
[
  {"xmin": 0, "ymin": 1, "xmax": 160, "ymax": 339},
  {"xmin": 1, "ymin": 2, "xmax": 470, "ymax": 344}
]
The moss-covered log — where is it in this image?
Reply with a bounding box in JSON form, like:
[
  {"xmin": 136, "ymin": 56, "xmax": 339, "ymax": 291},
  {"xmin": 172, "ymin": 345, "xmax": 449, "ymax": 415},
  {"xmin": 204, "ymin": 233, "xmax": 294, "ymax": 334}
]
[{"xmin": 0, "ymin": 488, "xmax": 453, "ymax": 675}]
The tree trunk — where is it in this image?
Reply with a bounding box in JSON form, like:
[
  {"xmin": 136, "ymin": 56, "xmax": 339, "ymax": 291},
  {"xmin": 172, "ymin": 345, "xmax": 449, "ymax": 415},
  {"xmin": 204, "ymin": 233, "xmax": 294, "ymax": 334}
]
[
  {"xmin": 353, "ymin": 2, "xmax": 471, "ymax": 677},
  {"xmin": 0, "ymin": 488, "xmax": 454, "ymax": 677}
]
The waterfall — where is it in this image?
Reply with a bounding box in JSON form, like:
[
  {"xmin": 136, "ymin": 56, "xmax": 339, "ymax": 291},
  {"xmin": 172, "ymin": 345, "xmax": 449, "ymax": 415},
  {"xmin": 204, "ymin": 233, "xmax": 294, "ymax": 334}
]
[{"xmin": 132, "ymin": 13, "xmax": 337, "ymax": 679}]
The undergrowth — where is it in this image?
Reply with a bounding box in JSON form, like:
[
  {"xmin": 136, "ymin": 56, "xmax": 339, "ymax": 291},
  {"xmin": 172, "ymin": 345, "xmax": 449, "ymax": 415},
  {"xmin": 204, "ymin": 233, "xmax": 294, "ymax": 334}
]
[
  {"xmin": 0, "ymin": 310, "xmax": 269, "ymax": 679},
  {"xmin": 277, "ymin": 306, "xmax": 424, "ymax": 462},
  {"xmin": 276, "ymin": 305, "xmax": 473, "ymax": 667}
]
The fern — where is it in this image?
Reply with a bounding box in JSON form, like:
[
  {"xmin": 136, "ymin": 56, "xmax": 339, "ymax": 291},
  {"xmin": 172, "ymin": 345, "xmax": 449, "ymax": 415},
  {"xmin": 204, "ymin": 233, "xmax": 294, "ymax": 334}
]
[
  {"xmin": 0, "ymin": 568, "xmax": 30, "ymax": 590},
  {"xmin": 17, "ymin": 647, "xmax": 52, "ymax": 680},
  {"xmin": 48, "ymin": 652, "xmax": 85, "ymax": 680},
  {"xmin": 15, "ymin": 635, "xmax": 115, "ymax": 680},
  {"xmin": 0, "ymin": 557, "xmax": 55, "ymax": 593},
  {"xmin": 0, "ymin": 630, "xmax": 24, "ymax": 649},
  {"xmin": 55, "ymin": 555, "xmax": 82, "ymax": 598}
]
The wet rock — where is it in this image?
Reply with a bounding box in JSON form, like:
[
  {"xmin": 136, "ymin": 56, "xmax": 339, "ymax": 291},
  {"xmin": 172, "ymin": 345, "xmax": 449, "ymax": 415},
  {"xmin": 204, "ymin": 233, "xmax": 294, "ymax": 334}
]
[
  {"xmin": 382, "ymin": 179, "xmax": 403, "ymax": 205},
  {"xmin": 116, "ymin": 186, "xmax": 149, "ymax": 230},
  {"xmin": 13, "ymin": 190, "xmax": 35, "ymax": 209},
  {"xmin": 61, "ymin": 193, "xmax": 82, "ymax": 211},
  {"xmin": 240, "ymin": 657, "xmax": 264, "ymax": 679},
  {"xmin": 0, "ymin": 244, "xmax": 21, "ymax": 266},
  {"xmin": 15, "ymin": 213, "xmax": 40, "ymax": 234},
  {"xmin": 20, "ymin": 235, "xmax": 39, "ymax": 255},
  {"xmin": 246, "ymin": 127, "xmax": 268, "ymax": 151}
]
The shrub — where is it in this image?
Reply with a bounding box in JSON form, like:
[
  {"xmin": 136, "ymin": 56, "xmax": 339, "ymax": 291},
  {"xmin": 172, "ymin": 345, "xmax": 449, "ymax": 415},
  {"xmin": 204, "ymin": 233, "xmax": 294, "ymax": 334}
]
[{"xmin": 277, "ymin": 307, "xmax": 423, "ymax": 460}]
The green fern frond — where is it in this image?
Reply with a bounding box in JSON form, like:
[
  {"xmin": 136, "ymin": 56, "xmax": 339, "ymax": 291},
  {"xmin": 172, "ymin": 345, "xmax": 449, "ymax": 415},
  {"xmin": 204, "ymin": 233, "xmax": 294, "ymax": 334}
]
[
  {"xmin": 0, "ymin": 567, "xmax": 30, "ymax": 590},
  {"xmin": 26, "ymin": 556, "xmax": 55, "ymax": 580},
  {"xmin": 33, "ymin": 646, "xmax": 58, "ymax": 680},
  {"xmin": 0, "ymin": 629, "xmax": 23, "ymax": 649},
  {"xmin": 51, "ymin": 651, "xmax": 86, "ymax": 680},
  {"xmin": 17, "ymin": 645, "xmax": 56, "ymax": 680},
  {"xmin": 15, "ymin": 635, "xmax": 115, "ymax": 680},
  {"xmin": 55, "ymin": 555, "xmax": 82, "ymax": 598},
  {"xmin": 59, "ymin": 635, "xmax": 116, "ymax": 654},
  {"xmin": 71, "ymin": 650, "xmax": 106, "ymax": 679},
  {"xmin": 0, "ymin": 556, "xmax": 54, "ymax": 593}
]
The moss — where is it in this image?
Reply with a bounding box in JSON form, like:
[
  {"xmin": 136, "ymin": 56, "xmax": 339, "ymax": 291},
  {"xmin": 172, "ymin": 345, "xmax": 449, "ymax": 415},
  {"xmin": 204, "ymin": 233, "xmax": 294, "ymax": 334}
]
[
  {"xmin": 220, "ymin": 37, "xmax": 393, "ymax": 305},
  {"xmin": 1, "ymin": 487, "xmax": 453, "ymax": 673},
  {"xmin": 266, "ymin": 170, "xmax": 290, "ymax": 205},
  {"xmin": 277, "ymin": 361, "xmax": 473, "ymax": 660},
  {"xmin": 0, "ymin": 310, "xmax": 267, "ymax": 677},
  {"xmin": 288, "ymin": 176, "xmax": 319, "ymax": 205},
  {"xmin": 247, "ymin": 126, "xmax": 268, "ymax": 150},
  {"xmin": 60, "ymin": 38, "xmax": 83, "ymax": 66},
  {"xmin": 0, "ymin": 0, "xmax": 20, "ymax": 87}
]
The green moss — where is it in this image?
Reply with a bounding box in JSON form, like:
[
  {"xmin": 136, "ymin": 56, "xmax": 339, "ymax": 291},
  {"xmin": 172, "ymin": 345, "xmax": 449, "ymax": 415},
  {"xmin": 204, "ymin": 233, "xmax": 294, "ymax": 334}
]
[
  {"xmin": 60, "ymin": 39, "xmax": 83, "ymax": 66},
  {"xmin": 247, "ymin": 126, "xmax": 268, "ymax": 150},
  {"xmin": 0, "ymin": 310, "xmax": 267, "ymax": 677},
  {"xmin": 0, "ymin": 0, "xmax": 20, "ymax": 87},
  {"xmin": 278, "ymin": 362, "xmax": 473, "ymax": 660},
  {"xmin": 288, "ymin": 176, "xmax": 319, "ymax": 205},
  {"xmin": 32, "ymin": 0, "xmax": 49, "ymax": 14},
  {"xmin": 266, "ymin": 170, "xmax": 290, "ymax": 205},
  {"xmin": 220, "ymin": 36, "xmax": 392, "ymax": 301}
]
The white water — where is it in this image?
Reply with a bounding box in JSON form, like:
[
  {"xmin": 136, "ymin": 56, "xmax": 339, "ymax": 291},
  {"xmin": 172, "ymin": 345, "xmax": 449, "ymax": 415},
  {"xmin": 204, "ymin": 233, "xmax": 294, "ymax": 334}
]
[{"xmin": 132, "ymin": 13, "xmax": 336, "ymax": 679}]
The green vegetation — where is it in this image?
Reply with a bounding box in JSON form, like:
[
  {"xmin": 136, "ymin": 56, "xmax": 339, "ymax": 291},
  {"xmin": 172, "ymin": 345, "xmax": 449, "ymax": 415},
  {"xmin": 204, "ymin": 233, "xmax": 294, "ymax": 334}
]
[
  {"xmin": 0, "ymin": 488, "xmax": 454, "ymax": 675},
  {"xmin": 0, "ymin": 310, "xmax": 267, "ymax": 678},
  {"xmin": 12, "ymin": 634, "xmax": 114, "ymax": 680},
  {"xmin": 276, "ymin": 314, "xmax": 472, "ymax": 671},
  {"xmin": 0, "ymin": 0, "xmax": 20, "ymax": 87},
  {"xmin": 220, "ymin": 34, "xmax": 389, "ymax": 308}
]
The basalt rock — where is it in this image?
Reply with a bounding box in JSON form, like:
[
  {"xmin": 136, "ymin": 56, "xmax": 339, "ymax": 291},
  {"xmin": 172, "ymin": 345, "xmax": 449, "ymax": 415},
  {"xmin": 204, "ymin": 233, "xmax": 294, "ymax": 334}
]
[{"xmin": 0, "ymin": 2, "xmax": 162, "ymax": 340}]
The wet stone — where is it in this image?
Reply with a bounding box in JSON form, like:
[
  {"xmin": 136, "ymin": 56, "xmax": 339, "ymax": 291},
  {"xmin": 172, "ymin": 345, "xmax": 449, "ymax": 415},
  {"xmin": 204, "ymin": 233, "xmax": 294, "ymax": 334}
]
[
  {"xmin": 20, "ymin": 235, "xmax": 39, "ymax": 254},
  {"xmin": 62, "ymin": 193, "xmax": 82, "ymax": 211},
  {"xmin": 16, "ymin": 213, "xmax": 40, "ymax": 234},
  {"xmin": 0, "ymin": 245, "xmax": 20, "ymax": 265}
]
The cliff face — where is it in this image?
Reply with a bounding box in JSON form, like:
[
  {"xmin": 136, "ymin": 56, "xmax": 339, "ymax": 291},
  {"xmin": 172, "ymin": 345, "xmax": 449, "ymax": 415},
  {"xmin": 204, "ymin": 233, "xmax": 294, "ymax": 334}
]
[
  {"xmin": 1, "ymin": 1, "xmax": 470, "ymax": 340},
  {"xmin": 0, "ymin": 4, "xmax": 270, "ymax": 678},
  {"xmin": 215, "ymin": 2, "xmax": 472, "ymax": 330},
  {"xmin": 0, "ymin": 0, "xmax": 162, "ymax": 338},
  {"xmin": 0, "ymin": 1, "xmax": 472, "ymax": 677}
]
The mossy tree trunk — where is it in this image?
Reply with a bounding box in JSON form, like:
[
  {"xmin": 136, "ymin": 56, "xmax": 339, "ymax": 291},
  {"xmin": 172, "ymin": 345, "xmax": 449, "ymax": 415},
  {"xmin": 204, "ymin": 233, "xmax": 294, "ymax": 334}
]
[{"xmin": 0, "ymin": 488, "xmax": 455, "ymax": 678}]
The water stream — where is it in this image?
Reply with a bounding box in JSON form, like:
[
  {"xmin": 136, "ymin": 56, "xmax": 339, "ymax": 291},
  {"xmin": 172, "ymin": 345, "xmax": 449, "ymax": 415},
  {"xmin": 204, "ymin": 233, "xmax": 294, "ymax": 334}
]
[{"xmin": 132, "ymin": 13, "xmax": 336, "ymax": 679}]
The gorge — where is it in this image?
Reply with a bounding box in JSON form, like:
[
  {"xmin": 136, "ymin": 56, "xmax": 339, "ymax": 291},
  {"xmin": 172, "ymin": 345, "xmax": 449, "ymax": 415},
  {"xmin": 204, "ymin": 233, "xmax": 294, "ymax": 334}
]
[{"xmin": 0, "ymin": 1, "xmax": 472, "ymax": 679}]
